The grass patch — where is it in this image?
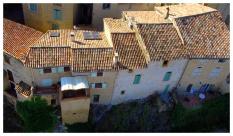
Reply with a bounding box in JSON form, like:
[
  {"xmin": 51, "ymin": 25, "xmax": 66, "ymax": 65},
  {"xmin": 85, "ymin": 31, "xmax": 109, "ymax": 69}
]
[{"xmin": 171, "ymin": 94, "xmax": 229, "ymax": 132}]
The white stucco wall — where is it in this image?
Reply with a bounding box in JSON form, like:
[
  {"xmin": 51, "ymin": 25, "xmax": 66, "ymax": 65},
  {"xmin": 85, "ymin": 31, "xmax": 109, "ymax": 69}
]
[{"xmin": 111, "ymin": 59, "xmax": 188, "ymax": 105}]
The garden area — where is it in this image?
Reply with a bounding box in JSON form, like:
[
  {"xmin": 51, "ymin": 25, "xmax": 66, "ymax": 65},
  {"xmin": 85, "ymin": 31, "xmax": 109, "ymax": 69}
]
[{"xmin": 66, "ymin": 93, "xmax": 229, "ymax": 132}]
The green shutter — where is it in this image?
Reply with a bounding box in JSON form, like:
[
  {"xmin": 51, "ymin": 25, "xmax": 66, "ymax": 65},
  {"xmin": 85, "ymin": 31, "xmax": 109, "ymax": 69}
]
[
  {"xmin": 163, "ymin": 72, "xmax": 172, "ymax": 81},
  {"xmin": 57, "ymin": 67, "xmax": 64, "ymax": 73},
  {"xmin": 133, "ymin": 74, "xmax": 141, "ymax": 84},
  {"xmin": 163, "ymin": 84, "xmax": 170, "ymax": 93},
  {"xmin": 53, "ymin": 9, "xmax": 62, "ymax": 20}
]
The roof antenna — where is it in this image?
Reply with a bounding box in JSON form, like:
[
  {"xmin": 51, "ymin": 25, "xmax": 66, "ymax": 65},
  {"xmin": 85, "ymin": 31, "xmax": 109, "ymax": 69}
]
[{"xmin": 164, "ymin": 7, "xmax": 170, "ymax": 19}]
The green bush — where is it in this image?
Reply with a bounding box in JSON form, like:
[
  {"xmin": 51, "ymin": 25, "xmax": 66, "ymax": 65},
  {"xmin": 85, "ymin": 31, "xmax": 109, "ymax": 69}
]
[{"xmin": 16, "ymin": 96, "xmax": 57, "ymax": 132}]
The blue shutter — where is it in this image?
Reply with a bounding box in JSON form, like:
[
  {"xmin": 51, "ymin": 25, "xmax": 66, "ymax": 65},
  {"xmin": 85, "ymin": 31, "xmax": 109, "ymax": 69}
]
[
  {"xmin": 163, "ymin": 72, "xmax": 172, "ymax": 81},
  {"xmin": 133, "ymin": 74, "xmax": 141, "ymax": 84}
]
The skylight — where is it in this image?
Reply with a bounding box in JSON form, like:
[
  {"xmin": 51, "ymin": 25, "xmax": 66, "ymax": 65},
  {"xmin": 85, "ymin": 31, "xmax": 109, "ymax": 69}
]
[{"xmin": 83, "ymin": 32, "xmax": 101, "ymax": 40}]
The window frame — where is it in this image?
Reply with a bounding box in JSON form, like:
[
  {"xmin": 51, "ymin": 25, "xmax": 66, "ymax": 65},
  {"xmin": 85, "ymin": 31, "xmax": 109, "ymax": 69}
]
[
  {"xmin": 64, "ymin": 66, "xmax": 70, "ymax": 72},
  {"xmin": 162, "ymin": 60, "xmax": 169, "ymax": 67}
]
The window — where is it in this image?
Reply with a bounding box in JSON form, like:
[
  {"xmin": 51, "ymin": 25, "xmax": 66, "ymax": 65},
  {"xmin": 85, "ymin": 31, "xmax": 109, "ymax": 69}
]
[
  {"xmin": 103, "ymin": 4, "xmax": 111, "ymax": 9},
  {"xmin": 93, "ymin": 95, "xmax": 100, "ymax": 103},
  {"xmin": 7, "ymin": 70, "xmax": 14, "ymax": 82},
  {"xmin": 91, "ymin": 83, "xmax": 107, "ymax": 89},
  {"xmin": 97, "ymin": 71, "xmax": 103, "ymax": 76},
  {"xmin": 53, "ymin": 9, "xmax": 62, "ymax": 20},
  {"xmin": 121, "ymin": 90, "xmax": 125, "ymax": 95},
  {"xmin": 95, "ymin": 83, "xmax": 102, "ymax": 88},
  {"xmin": 28, "ymin": 4, "xmax": 37, "ymax": 12},
  {"xmin": 163, "ymin": 72, "xmax": 172, "ymax": 81},
  {"xmin": 91, "ymin": 71, "xmax": 103, "ymax": 77},
  {"xmin": 133, "ymin": 74, "xmax": 141, "ymax": 84},
  {"xmin": 52, "ymin": 24, "xmax": 59, "ymax": 30},
  {"xmin": 209, "ymin": 67, "xmax": 221, "ymax": 78},
  {"xmin": 43, "ymin": 67, "xmax": 52, "ymax": 73},
  {"xmin": 4, "ymin": 54, "xmax": 10, "ymax": 64},
  {"xmin": 162, "ymin": 60, "xmax": 169, "ymax": 67},
  {"xmin": 186, "ymin": 84, "xmax": 193, "ymax": 92},
  {"xmin": 218, "ymin": 59, "xmax": 226, "ymax": 63},
  {"xmin": 192, "ymin": 67, "xmax": 202, "ymax": 76},
  {"xmin": 128, "ymin": 69, "xmax": 133, "ymax": 73},
  {"xmin": 64, "ymin": 66, "xmax": 70, "ymax": 72},
  {"xmin": 226, "ymin": 74, "xmax": 230, "ymax": 84},
  {"xmin": 51, "ymin": 99, "xmax": 56, "ymax": 105}
]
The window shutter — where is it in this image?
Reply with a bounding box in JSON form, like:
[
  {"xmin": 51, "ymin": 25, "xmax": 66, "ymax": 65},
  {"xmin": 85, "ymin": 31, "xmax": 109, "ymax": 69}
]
[
  {"xmin": 57, "ymin": 67, "xmax": 64, "ymax": 73},
  {"xmin": 52, "ymin": 68, "xmax": 57, "ymax": 73},
  {"xmin": 38, "ymin": 69, "xmax": 44, "ymax": 74},
  {"xmin": 163, "ymin": 72, "xmax": 172, "ymax": 81},
  {"xmin": 102, "ymin": 83, "xmax": 107, "ymax": 89},
  {"xmin": 91, "ymin": 83, "xmax": 95, "ymax": 88},
  {"xmin": 133, "ymin": 74, "xmax": 141, "ymax": 84},
  {"xmin": 91, "ymin": 72, "xmax": 97, "ymax": 77}
]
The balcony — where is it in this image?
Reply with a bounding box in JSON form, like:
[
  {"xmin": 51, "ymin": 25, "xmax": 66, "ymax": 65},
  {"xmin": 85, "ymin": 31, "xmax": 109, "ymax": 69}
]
[
  {"xmin": 33, "ymin": 85, "xmax": 58, "ymax": 95},
  {"xmin": 60, "ymin": 76, "xmax": 90, "ymax": 100}
]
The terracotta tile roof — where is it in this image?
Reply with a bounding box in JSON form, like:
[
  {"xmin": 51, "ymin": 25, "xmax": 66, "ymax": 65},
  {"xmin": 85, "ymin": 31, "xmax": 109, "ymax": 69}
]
[
  {"xmin": 3, "ymin": 19, "xmax": 43, "ymax": 62},
  {"xmin": 174, "ymin": 11, "xmax": 229, "ymax": 58},
  {"xmin": 155, "ymin": 4, "xmax": 217, "ymax": 18},
  {"xmin": 111, "ymin": 33, "xmax": 147, "ymax": 69},
  {"xmin": 123, "ymin": 11, "xmax": 171, "ymax": 24},
  {"xmin": 34, "ymin": 29, "xmax": 111, "ymax": 48},
  {"xmin": 15, "ymin": 81, "xmax": 32, "ymax": 97},
  {"xmin": 104, "ymin": 18, "xmax": 134, "ymax": 33},
  {"xmin": 25, "ymin": 47, "xmax": 71, "ymax": 68},
  {"xmin": 71, "ymin": 48, "xmax": 114, "ymax": 72},
  {"xmin": 136, "ymin": 23, "xmax": 187, "ymax": 61}
]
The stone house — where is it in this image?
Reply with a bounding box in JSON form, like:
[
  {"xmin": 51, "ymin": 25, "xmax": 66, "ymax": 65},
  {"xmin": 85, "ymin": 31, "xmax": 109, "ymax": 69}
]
[{"xmin": 3, "ymin": 4, "xmax": 229, "ymax": 124}]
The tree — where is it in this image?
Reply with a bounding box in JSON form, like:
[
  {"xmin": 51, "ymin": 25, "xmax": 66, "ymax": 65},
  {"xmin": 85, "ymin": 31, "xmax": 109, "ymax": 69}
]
[{"xmin": 16, "ymin": 96, "xmax": 57, "ymax": 132}]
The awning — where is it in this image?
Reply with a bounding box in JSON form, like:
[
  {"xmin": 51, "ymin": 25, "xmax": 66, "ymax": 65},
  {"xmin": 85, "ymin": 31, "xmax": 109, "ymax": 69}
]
[{"xmin": 61, "ymin": 76, "xmax": 89, "ymax": 91}]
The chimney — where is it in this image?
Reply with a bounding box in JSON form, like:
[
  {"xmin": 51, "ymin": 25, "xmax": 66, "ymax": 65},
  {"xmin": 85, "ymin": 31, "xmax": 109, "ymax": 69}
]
[
  {"xmin": 164, "ymin": 7, "xmax": 170, "ymax": 19},
  {"xmin": 70, "ymin": 31, "xmax": 75, "ymax": 42},
  {"xmin": 113, "ymin": 52, "xmax": 119, "ymax": 66},
  {"xmin": 73, "ymin": 25, "xmax": 77, "ymax": 30}
]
